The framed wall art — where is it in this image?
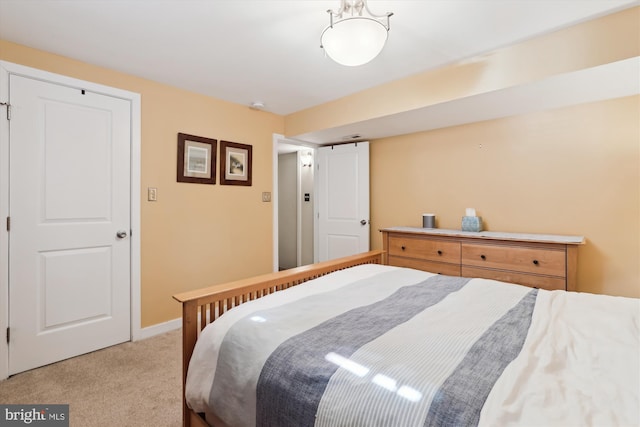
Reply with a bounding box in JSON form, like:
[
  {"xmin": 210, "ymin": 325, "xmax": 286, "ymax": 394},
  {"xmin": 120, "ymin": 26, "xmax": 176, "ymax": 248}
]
[
  {"xmin": 220, "ymin": 140, "xmax": 252, "ymax": 186},
  {"xmin": 177, "ymin": 133, "xmax": 217, "ymax": 185}
]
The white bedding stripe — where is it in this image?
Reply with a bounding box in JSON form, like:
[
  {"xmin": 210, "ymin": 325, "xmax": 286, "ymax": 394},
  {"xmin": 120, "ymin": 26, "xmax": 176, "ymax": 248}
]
[
  {"xmin": 315, "ymin": 279, "xmax": 531, "ymax": 427},
  {"xmin": 211, "ymin": 267, "xmax": 436, "ymax": 427}
]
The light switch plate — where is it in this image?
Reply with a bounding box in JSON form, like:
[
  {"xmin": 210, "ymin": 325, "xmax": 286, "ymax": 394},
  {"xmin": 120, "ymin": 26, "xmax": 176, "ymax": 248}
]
[
  {"xmin": 148, "ymin": 187, "xmax": 157, "ymax": 202},
  {"xmin": 262, "ymin": 192, "xmax": 271, "ymax": 202}
]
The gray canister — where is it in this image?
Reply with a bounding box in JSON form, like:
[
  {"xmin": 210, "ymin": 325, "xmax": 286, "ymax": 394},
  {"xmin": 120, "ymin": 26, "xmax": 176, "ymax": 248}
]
[{"xmin": 422, "ymin": 213, "xmax": 435, "ymax": 228}]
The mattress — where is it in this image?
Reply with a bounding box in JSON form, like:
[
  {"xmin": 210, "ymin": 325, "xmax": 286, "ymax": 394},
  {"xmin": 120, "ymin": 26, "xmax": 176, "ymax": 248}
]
[{"xmin": 186, "ymin": 264, "xmax": 640, "ymax": 427}]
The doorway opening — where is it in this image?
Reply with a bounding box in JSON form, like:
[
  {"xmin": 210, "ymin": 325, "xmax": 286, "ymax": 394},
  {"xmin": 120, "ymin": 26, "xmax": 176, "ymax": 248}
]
[{"xmin": 275, "ymin": 137, "xmax": 316, "ymax": 271}]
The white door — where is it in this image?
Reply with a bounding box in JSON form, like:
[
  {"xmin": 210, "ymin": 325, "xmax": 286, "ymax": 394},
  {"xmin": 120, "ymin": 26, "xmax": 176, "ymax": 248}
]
[
  {"xmin": 317, "ymin": 142, "xmax": 370, "ymax": 262},
  {"xmin": 8, "ymin": 74, "xmax": 131, "ymax": 374}
]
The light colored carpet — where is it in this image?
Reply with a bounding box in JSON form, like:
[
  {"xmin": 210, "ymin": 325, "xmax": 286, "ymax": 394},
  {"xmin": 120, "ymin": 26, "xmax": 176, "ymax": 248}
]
[{"xmin": 0, "ymin": 329, "xmax": 182, "ymax": 427}]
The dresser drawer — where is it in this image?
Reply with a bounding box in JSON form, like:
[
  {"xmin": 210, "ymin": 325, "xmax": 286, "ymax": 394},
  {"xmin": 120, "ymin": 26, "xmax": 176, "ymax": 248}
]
[
  {"xmin": 461, "ymin": 243, "xmax": 566, "ymax": 277},
  {"xmin": 388, "ymin": 236, "xmax": 460, "ymax": 264},
  {"xmin": 389, "ymin": 256, "xmax": 461, "ymax": 276},
  {"xmin": 462, "ymin": 267, "xmax": 566, "ymax": 291},
  {"xmin": 381, "ymin": 228, "xmax": 582, "ymax": 291}
]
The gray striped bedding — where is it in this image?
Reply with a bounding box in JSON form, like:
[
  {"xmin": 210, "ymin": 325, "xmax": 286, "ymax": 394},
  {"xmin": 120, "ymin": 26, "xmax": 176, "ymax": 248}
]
[{"xmin": 185, "ymin": 264, "xmax": 640, "ymax": 427}]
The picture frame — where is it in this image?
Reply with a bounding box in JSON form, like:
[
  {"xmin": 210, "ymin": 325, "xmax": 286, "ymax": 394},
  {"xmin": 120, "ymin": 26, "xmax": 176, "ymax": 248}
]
[
  {"xmin": 177, "ymin": 133, "xmax": 217, "ymax": 185},
  {"xmin": 220, "ymin": 140, "xmax": 252, "ymax": 186}
]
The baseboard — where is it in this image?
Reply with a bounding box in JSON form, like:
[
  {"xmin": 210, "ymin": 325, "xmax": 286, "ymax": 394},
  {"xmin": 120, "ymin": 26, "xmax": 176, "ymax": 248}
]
[{"xmin": 135, "ymin": 317, "xmax": 181, "ymax": 341}]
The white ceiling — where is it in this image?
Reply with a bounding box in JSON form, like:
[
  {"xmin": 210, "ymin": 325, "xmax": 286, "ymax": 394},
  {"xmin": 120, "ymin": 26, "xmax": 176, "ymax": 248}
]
[{"xmin": 1, "ymin": 0, "xmax": 638, "ymax": 145}]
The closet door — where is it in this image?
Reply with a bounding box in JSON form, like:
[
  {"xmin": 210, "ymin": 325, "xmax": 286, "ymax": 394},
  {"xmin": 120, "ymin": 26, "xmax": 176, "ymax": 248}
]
[{"xmin": 8, "ymin": 74, "xmax": 131, "ymax": 374}]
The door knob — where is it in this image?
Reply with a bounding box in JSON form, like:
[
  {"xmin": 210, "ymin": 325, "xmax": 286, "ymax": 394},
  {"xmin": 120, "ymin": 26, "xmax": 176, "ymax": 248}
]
[
  {"xmin": 360, "ymin": 219, "xmax": 368, "ymax": 225},
  {"xmin": 116, "ymin": 230, "xmax": 128, "ymax": 239}
]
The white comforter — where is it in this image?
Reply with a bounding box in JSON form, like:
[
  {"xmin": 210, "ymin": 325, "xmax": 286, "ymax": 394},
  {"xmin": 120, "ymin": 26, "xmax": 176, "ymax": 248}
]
[
  {"xmin": 481, "ymin": 289, "xmax": 640, "ymax": 426},
  {"xmin": 186, "ymin": 264, "xmax": 640, "ymax": 426}
]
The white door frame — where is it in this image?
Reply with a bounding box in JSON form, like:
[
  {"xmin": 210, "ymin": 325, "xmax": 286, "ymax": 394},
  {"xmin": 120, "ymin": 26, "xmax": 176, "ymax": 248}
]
[
  {"xmin": 0, "ymin": 61, "xmax": 141, "ymax": 380},
  {"xmin": 272, "ymin": 134, "xmax": 281, "ymax": 272}
]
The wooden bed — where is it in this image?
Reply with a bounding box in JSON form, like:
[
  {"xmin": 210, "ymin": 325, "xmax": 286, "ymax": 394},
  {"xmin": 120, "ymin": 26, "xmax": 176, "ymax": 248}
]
[
  {"xmin": 172, "ymin": 250, "xmax": 385, "ymax": 427},
  {"xmin": 173, "ymin": 248, "xmax": 639, "ymax": 427}
]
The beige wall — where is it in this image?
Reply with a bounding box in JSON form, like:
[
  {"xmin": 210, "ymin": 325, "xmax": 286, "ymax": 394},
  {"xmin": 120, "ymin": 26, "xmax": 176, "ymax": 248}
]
[
  {"xmin": 0, "ymin": 40, "xmax": 284, "ymax": 327},
  {"xmin": 1, "ymin": 5, "xmax": 638, "ymax": 331},
  {"xmin": 371, "ymin": 96, "xmax": 640, "ymax": 298},
  {"xmin": 283, "ymin": 6, "xmax": 640, "ymax": 299}
]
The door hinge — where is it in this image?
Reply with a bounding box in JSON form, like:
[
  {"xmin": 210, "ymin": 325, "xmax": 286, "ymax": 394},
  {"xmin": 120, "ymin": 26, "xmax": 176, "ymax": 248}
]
[
  {"xmin": 6, "ymin": 327, "xmax": 9, "ymax": 344},
  {"xmin": 6, "ymin": 217, "xmax": 10, "ymax": 231},
  {"xmin": 0, "ymin": 102, "xmax": 10, "ymax": 120}
]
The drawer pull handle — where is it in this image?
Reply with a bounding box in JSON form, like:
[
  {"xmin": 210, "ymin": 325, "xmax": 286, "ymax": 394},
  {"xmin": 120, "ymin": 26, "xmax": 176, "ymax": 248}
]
[
  {"xmin": 437, "ymin": 250, "xmax": 442, "ymax": 255},
  {"xmin": 532, "ymin": 260, "xmax": 539, "ymax": 265},
  {"xmin": 480, "ymin": 255, "xmax": 486, "ymax": 260},
  {"xmin": 401, "ymin": 246, "xmax": 406, "ymax": 251}
]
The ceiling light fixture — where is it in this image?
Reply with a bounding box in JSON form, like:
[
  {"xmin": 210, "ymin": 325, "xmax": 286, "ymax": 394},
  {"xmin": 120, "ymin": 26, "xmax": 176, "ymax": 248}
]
[{"xmin": 320, "ymin": 0, "xmax": 393, "ymax": 67}]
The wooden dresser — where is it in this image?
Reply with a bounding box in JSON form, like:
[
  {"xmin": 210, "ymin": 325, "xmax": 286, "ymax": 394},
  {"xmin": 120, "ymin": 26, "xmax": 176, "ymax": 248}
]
[{"xmin": 380, "ymin": 227, "xmax": 585, "ymax": 291}]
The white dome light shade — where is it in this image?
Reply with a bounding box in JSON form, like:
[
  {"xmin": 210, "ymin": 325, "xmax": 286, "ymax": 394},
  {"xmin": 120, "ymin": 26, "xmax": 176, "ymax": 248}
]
[{"xmin": 321, "ymin": 17, "xmax": 388, "ymax": 67}]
